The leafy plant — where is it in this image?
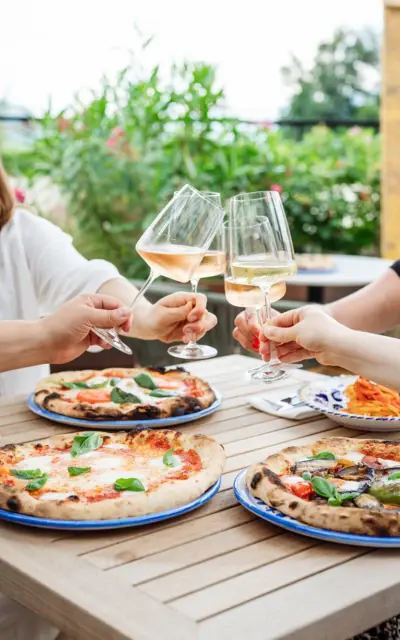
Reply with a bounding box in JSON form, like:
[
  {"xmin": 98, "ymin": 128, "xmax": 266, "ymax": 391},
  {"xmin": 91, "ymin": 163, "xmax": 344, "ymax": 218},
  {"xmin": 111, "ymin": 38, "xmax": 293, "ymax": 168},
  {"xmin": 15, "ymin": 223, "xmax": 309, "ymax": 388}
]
[{"xmin": 7, "ymin": 58, "xmax": 380, "ymax": 273}]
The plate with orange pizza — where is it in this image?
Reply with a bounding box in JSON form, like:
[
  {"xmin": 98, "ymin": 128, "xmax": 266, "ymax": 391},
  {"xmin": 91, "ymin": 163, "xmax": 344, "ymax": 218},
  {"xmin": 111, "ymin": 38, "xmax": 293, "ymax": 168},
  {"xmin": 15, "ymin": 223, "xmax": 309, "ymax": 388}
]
[
  {"xmin": 28, "ymin": 366, "xmax": 221, "ymax": 429},
  {"xmin": 299, "ymin": 375, "xmax": 400, "ymax": 431}
]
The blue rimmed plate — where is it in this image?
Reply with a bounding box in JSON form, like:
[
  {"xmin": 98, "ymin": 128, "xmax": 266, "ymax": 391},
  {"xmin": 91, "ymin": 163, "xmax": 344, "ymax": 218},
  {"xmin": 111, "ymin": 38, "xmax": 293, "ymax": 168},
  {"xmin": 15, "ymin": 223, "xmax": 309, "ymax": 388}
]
[
  {"xmin": 234, "ymin": 470, "xmax": 400, "ymax": 548},
  {"xmin": 298, "ymin": 376, "xmax": 400, "ymax": 431},
  {"xmin": 27, "ymin": 390, "xmax": 221, "ymax": 430},
  {"xmin": 0, "ymin": 477, "xmax": 221, "ymax": 530}
]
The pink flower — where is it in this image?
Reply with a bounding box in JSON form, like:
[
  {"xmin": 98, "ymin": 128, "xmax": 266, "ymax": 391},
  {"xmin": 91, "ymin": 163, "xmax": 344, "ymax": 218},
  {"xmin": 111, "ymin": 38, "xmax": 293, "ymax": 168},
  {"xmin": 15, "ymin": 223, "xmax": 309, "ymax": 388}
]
[
  {"xmin": 57, "ymin": 117, "xmax": 70, "ymax": 133},
  {"xmin": 349, "ymin": 126, "xmax": 361, "ymax": 136},
  {"xmin": 14, "ymin": 188, "xmax": 25, "ymax": 204},
  {"xmin": 111, "ymin": 126, "xmax": 124, "ymax": 137},
  {"xmin": 270, "ymin": 184, "xmax": 282, "ymax": 193},
  {"xmin": 260, "ymin": 121, "xmax": 273, "ymax": 129},
  {"xmin": 106, "ymin": 137, "xmax": 117, "ymax": 148}
]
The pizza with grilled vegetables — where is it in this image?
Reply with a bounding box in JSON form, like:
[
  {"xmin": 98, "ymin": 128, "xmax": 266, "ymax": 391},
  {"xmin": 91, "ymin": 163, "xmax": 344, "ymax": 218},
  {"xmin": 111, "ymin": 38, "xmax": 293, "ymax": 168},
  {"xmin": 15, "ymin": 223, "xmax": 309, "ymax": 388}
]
[
  {"xmin": 247, "ymin": 437, "xmax": 400, "ymax": 537},
  {"xmin": 0, "ymin": 429, "xmax": 225, "ymax": 520},
  {"xmin": 34, "ymin": 367, "xmax": 216, "ymax": 421}
]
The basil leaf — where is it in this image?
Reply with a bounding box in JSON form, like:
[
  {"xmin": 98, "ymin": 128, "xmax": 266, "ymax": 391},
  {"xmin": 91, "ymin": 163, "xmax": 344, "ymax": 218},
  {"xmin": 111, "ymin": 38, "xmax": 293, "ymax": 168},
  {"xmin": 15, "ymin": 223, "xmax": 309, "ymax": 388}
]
[
  {"xmin": 58, "ymin": 381, "xmax": 90, "ymax": 389},
  {"xmin": 311, "ymin": 476, "xmax": 336, "ymax": 499},
  {"xmin": 302, "ymin": 472, "xmax": 312, "ymax": 482},
  {"xmin": 25, "ymin": 474, "xmax": 48, "ymax": 492},
  {"xmin": 71, "ymin": 432, "xmax": 103, "ymax": 458},
  {"xmin": 114, "ymin": 477, "xmax": 145, "ymax": 492},
  {"xmin": 90, "ymin": 381, "xmax": 108, "ymax": 389},
  {"xmin": 309, "ymin": 451, "xmax": 336, "ymax": 460},
  {"xmin": 110, "ymin": 378, "xmax": 119, "ymax": 387},
  {"xmin": 328, "ymin": 495, "xmax": 341, "ymax": 507},
  {"xmin": 68, "ymin": 466, "xmax": 91, "ymax": 476},
  {"xmin": 111, "ymin": 387, "xmax": 141, "ymax": 404},
  {"xmin": 338, "ymin": 492, "xmax": 359, "ymax": 502},
  {"xmin": 134, "ymin": 372, "xmax": 157, "ymax": 390},
  {"xmin": 149, "ymin": 389, "xmax": 177, "ymax": 398},
  {"xmin": 388, "ymin": 472, "xmax": 400, "ymax": 481},
  {"xmin": 11, "ymin": 468, "xmax": 42, "ymax": 480},
  {"xmin": 163, "ymin": 448, "xmax": 180, "ymax": 468}
]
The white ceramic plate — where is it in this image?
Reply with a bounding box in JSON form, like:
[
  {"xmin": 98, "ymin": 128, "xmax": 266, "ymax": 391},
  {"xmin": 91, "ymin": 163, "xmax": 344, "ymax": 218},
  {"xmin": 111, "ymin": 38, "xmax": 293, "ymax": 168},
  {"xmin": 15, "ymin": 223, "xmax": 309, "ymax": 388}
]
[{"xmin": 299, "ymin": 376, "xmax": 400, "ymax": 431}]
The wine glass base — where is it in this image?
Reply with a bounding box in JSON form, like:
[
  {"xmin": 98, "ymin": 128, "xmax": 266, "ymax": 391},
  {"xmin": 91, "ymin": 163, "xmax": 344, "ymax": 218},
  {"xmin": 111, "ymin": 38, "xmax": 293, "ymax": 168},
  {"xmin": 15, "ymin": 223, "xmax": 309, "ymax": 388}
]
[
  {"xmin": 167, "ymin": 344, "xmax": 218, "ymax": 360},
  {"xmin": 251, "ymin": 367, "xmax": 289, "ymax": 383},
  {"xmin": 91, "ymin": 328, "xmax": 133, "ymax": 356}
]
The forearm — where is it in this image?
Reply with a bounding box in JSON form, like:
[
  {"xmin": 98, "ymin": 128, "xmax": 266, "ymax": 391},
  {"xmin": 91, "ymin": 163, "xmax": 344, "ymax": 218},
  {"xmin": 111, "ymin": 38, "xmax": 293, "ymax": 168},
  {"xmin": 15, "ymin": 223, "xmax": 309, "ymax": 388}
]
[
  {"xmin": 326, "ymin": 268, "xmax": 400, "ymax": 334},
  {"xmin": 331, "ymin": 330, "xmax": 400, "ymax": 391},
  {"xmin": 97, "ymin": 278, "xmax": 156, "ymax": 339},
  {"xmin": 0, "ymin": 321, "xmax": 49, "ymax": 372}
]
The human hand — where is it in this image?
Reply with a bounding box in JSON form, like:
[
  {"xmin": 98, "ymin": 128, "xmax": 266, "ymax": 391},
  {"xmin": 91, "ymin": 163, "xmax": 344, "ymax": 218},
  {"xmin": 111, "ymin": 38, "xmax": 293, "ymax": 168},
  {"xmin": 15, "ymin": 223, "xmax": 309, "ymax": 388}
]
[
  {"xmin": 233, "ymin": 308, "xmax": 280, "ymax": 353},
  {"xmin": 261, "ymin": 306, "xmax": 350, "ymax": 366},
  {"xmin": 146, "ymin": 292, "xmax": 217, "ymax": 343},
  {"xmin": 41, "ymin": 294, "xmax": 133, "ymax": 363}
]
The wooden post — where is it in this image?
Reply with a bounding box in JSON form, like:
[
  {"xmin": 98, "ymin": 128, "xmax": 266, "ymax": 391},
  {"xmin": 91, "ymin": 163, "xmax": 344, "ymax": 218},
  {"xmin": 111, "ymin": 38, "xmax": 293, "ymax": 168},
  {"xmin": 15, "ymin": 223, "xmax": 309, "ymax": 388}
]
[{"xmin": 381, "ymin": 0, "xmax": 400, "ymax": 258}]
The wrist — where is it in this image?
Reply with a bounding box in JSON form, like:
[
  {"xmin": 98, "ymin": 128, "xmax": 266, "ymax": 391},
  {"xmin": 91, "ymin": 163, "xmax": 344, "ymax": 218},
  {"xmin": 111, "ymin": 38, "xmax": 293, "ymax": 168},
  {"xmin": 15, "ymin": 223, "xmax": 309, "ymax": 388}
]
[
  {"xmin": 322, "ymin": 325, "xmax": 356, "ymax": 368},
  {"xmin": 128, "ymin": 299, "xmax": 158, "ymax": 339},
  {"xmin": 36, "ymin": 317, "xmax": 57, "ymax": 362}
]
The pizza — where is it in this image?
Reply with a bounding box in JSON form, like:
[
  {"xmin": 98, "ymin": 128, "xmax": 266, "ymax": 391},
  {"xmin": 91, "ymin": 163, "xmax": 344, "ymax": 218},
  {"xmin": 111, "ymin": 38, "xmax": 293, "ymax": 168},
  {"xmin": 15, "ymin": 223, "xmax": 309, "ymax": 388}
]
[
  {"xmin": 34, "ymin": 366, "xmax": 216, "ymax": 421},
  {"xmin": 0, "ymin": 429, "xmax": 225, "ymax": 520},
  {"xmin": 246, "ymin": 437, "xmax": 400, "ymax": 537}
]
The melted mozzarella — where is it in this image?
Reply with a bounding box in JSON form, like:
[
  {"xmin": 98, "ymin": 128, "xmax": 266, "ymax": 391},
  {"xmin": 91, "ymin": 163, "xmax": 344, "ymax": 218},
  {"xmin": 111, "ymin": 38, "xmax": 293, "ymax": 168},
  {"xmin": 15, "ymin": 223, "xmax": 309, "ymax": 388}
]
[
  {"xmin": 377, "ymin": 458, "xmax": 400, "ymax": 468},
  {"xmin": 281, "ymin": 475, "xmax": 305, "ymax": 485},
  {"xmin": 149, "ymin": 456, "xmax": 182, "ymax": 471},
  {"xmin": 39, "ymin": 492, "xmax": 75, "ymax": 502},
  {"xmin": 342, "ymin": 452, "xmax": 364, "ymax": 464},
  {"xmin": 337, "ymin": 480, "xmax": 361, "ymax": 492},
  {"xmin": 104, "ymin": 443, "xmax": 130, "ymax": 451},
  {"xmin": 93, "ymin": 469, "xmax": 145, "ymax": 486},
  {"xmin": 89, "ymin": 456, "xmax": 126, "ymax": 471},
  {"xmin": 87, "ymin": 376, "xmax": 108, "ymax": 386},
  {"xmin": 116, "ymin": 379, "xmax": 151, "ymax": 404},
  {"xmin": 15, "ymin": 455, "xmax": 55, "ymax": 473}
]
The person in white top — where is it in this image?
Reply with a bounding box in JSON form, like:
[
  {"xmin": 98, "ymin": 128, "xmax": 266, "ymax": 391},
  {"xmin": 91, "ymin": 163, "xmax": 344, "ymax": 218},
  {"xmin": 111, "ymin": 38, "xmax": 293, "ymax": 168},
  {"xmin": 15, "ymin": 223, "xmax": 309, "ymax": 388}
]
[
  {"xmin": 0, "ymin": 165, "xmax": 217, "ymax": 398},
  {"xmin": 0, "ymin": 165, "xmax": 217, "ymax": 640}
]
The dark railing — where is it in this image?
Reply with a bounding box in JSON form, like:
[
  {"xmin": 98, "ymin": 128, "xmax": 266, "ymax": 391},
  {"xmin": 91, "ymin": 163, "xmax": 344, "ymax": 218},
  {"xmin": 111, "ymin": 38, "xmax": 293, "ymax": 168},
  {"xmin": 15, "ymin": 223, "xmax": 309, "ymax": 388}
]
[{"xmin": 0, "ymin": 115, "xmax": 380, "ymax": 130}]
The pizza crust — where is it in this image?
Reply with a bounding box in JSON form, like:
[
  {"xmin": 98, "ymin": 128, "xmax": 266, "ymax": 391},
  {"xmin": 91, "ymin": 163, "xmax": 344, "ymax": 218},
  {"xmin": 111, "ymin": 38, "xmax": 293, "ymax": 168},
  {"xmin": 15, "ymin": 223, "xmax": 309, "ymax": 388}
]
[
  {"xmin": 34, "ymin": 367, "xmax": 216, "ymax": 421},
  {"xmin": 246, "ymin": 437, "xmax": 400, "ymax": 537},
  {"xmin": 0, "ymin": 430, "xmax": 225, "ymax": 520}
]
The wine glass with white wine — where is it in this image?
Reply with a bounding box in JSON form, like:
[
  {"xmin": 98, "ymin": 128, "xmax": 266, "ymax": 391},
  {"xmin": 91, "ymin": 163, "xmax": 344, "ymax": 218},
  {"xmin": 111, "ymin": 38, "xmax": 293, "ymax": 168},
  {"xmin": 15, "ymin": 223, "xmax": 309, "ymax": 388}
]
[
  {"xmin": 168, "ymin": 192, "xmax": 225, "ymax": 360},
  {"xmin": 92, "ymin": 185, "xmax": 225, "ymax": 355},
  {"xmin": 227, "ymin": 191, "xmax": 299, "ymax": 382}
]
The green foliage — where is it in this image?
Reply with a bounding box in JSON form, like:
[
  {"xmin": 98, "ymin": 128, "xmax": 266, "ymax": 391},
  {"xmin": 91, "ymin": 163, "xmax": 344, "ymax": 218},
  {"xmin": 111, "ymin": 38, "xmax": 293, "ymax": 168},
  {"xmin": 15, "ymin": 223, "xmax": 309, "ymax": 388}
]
[
  {"xmin": 10, "ymin": 59, "xmax": 380, "ymax": 277},
  {"xmin": 282, "ymin": 28, "xmax": 380, "ymax": 121}
]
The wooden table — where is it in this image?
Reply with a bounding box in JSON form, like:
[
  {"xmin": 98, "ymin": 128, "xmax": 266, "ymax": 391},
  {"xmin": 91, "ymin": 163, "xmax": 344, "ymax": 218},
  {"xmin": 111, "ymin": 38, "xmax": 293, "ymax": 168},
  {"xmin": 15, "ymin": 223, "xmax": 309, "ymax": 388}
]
[{"xmin": 1, "ymin": 355, "xmax": 400, "ymax": 640}]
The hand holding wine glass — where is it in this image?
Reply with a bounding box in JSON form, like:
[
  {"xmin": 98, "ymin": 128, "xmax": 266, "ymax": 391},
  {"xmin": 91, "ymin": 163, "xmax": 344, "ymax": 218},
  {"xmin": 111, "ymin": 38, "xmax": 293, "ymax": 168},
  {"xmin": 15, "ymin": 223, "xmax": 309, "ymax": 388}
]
[
  {"xmin": 226, "ymin": 191, "xmax": 299, "ymax": 382},
  {"xmin": 168, "ymin": 191, "xmax": 225, "ymax": 360},
  {"xmin": 92, "ymin": 185, "xmax": 225, "ymax": 355}
]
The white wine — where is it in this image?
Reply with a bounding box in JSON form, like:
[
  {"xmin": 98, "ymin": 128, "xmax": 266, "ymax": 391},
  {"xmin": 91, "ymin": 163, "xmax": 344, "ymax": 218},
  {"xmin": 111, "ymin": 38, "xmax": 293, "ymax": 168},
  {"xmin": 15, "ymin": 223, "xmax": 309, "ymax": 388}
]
[
  {"xmin": 137, "ymin": 244, "xmax": 205, "ymax": 283},
  {"xmin": 191, "ymin": 250, "xmax": 226, "ymax": 280},
  {"xmin": 224, "ymin": 278, "xmax": 286, "ymax": 308},
  {"xmin": 231, "ymin": 254, "xmax": 297, "ymax": 283}
]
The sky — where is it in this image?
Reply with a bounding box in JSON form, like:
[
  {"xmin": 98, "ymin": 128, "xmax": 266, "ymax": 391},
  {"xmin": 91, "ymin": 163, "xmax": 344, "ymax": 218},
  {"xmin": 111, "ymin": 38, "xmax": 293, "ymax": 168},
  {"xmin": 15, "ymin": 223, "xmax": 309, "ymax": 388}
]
[{"xmin": 0, "ymin": 0, "xmax": 383, "ymax": 121}]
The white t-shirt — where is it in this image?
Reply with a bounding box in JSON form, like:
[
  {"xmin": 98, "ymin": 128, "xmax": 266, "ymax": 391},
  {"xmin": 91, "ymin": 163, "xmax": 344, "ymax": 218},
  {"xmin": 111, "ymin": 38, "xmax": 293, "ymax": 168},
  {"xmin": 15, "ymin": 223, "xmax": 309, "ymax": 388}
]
[{"xmin": 0, "ymin": 209, "xmax": 121, "ymax": 397}]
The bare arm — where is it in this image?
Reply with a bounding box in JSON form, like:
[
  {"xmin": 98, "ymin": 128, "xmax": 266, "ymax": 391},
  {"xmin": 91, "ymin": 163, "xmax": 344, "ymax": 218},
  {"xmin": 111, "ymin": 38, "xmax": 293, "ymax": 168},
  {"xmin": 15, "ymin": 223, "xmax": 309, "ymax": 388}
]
[
  {"xmin": 326, "ymin": 268, "xmax": 400, "ymax": 334},
  {"xmin": 0, "ymin": 321, "xmax": 48, "ymax": 373},
  {"xmin": 332, "ymin": 329, "xmax": 400, "ymax": 391}
]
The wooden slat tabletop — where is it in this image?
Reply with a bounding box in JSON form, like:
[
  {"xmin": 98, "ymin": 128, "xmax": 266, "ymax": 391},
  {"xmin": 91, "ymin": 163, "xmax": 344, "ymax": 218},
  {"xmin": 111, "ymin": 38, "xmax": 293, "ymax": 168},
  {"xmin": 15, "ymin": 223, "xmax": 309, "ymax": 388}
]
[{"xmin": 0, "ymin": 354, "xmax": 400, "ymax": 640}]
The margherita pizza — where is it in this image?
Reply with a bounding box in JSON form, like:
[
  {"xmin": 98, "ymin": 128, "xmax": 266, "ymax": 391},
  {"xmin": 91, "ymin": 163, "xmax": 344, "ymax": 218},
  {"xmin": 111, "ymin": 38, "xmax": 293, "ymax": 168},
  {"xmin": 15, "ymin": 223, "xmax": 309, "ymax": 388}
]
[
  {"xmin": 247, "ymin": 437, "xmax": 400, "ymax": 537},
  {"xmin": 34, "ymin": 367, "xmax": 216, "ymax": 421},
  {"xmin": 0, "ymin": 429, "xmax": 225, "ymax": 520}
]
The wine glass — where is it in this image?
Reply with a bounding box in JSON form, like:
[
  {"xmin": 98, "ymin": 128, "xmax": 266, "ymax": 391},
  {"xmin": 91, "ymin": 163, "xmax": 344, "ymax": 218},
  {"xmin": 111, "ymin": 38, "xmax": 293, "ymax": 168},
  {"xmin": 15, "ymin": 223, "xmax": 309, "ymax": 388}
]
[
  {"xmin": 92, "ymin": 185, "xmax": 225, "ymax": 354},
  {"xmin": 168, "ymin": 192, "xmax": 225, "ymax": 360},
  {"xmin": 227, "ymin": 191, "xmax": 299, "ymax": 382}
]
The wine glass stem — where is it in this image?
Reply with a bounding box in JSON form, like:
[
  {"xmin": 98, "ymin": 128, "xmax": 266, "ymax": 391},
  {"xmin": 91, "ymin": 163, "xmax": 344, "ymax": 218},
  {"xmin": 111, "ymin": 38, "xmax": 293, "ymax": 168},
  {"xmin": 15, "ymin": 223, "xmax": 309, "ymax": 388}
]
[
  {"xmin": 261, "ymin": 285, "xmax": 280, "ymax": 365},
  {"xmin": 130, "ymin": 271, "xmax": 158, "ymax": 309},
  {"xmin": 187, "ymin": 279, "xmax": 200, "ymax": 347}
]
